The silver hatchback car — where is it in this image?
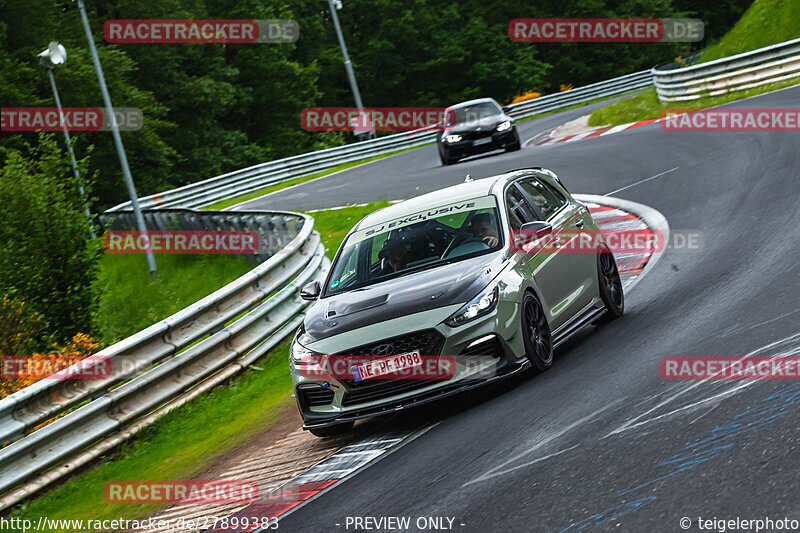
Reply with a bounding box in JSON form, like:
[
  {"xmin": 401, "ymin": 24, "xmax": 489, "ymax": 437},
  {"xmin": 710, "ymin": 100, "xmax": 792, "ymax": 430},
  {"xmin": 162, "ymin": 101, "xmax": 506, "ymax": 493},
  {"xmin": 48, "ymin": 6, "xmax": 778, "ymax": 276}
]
[{"xmin": 291, "ymin": 168, "xmax": 624, "ymax": 436}]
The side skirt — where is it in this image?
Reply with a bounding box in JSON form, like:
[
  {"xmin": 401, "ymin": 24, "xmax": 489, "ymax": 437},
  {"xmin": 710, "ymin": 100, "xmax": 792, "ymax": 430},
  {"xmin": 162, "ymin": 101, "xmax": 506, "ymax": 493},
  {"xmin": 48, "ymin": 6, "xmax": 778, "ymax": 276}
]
[{"xmin": 552, "ymin": 300, "xmax": 606, "ymax": 349}]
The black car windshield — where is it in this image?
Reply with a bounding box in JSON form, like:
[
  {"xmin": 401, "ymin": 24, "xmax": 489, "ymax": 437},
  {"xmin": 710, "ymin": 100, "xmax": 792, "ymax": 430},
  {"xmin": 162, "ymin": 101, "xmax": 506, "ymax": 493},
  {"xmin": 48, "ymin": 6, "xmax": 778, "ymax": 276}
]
[
  {"xmin": 446, "ymin": 102, "xmax": 501, "ymax": 126},
  {"xmin": 325, "ymin": 197, "xmax": 502, "ymax": 296}
]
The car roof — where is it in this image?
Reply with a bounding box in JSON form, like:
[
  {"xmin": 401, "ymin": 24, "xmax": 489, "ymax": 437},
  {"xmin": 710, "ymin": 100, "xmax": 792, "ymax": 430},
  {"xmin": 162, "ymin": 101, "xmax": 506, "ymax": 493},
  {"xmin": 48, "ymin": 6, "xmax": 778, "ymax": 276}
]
[
  {"xmin": 448, "ymin": 97, "xmax": 500, "ymax": 109},
  {"xmin": 353, "ymin": 173, "xmax": 515, "ymax": 229}
]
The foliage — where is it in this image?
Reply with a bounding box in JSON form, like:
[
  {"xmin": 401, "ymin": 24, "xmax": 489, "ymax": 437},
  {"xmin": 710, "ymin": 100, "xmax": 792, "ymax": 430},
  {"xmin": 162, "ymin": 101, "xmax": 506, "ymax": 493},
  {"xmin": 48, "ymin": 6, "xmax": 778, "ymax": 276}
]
[{"xmin": 0, "ymin": 134, "xmax": 101, "ymax": 342}]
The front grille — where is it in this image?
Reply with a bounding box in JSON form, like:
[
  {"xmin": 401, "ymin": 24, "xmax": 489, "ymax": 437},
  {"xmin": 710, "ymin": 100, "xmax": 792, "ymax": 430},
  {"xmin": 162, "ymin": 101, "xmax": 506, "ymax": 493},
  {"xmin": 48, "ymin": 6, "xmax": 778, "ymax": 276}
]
[
  {"xmin": 460, "ymin": 129, "xmax": 494, "ymax": 141},
  {"xmin": 335, "ymin": 329, "xmax": 444, "ymax": 359},
  {"xmin": 337, "ymin": 329, "xmax": 446, "ymax": 406},
  {"xmin": 298, "ymin": 386, "xmax": 334, "ymax": 407},
  {"xmin": 342, "ymin": 379, "xmax": 436, "ymax": 406}
]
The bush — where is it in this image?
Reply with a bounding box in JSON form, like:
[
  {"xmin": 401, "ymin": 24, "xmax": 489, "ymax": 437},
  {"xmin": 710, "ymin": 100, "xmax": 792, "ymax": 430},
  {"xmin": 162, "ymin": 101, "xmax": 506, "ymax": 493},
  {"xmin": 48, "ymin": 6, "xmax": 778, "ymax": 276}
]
[{"xmin": 0, "ymin": 133, "xmax": 101, "ymax": 343}]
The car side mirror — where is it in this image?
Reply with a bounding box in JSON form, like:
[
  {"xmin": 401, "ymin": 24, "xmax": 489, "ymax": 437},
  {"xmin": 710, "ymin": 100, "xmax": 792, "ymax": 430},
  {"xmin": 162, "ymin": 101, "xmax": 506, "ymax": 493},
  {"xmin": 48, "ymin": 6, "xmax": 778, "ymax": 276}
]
[
  {"xmin": 520, "ymin": 221, "xmax": 553, "ymax": 239},
  {"xmin": 300, "ymin": 281, "xmax": 322, "ymax": 301},
  {"xmin": 502, "ymin": 106, "xmax": 512, "ymax": 114}
]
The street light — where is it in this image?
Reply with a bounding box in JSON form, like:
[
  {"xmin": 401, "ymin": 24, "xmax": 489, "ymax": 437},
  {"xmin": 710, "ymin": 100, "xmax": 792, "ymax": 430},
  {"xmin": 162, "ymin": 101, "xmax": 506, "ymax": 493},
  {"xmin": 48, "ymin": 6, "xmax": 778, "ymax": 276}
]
[
  {"xmin": 75, "ymin": 0, "xmax": 157, "ymax": 277},
  {"xmin": 38, "ymin": 41, "xmax": 96, "ymax": 239},
  {"xmin": 326, "ymin": 0, "xmax": 375, "ymax": 140}
]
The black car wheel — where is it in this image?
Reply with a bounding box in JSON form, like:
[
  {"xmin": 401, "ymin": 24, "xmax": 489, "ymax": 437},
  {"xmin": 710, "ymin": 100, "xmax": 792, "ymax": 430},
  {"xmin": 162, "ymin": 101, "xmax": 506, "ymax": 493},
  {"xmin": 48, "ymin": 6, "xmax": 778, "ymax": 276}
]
[
  {"xmin": 521, "ymin": 292, "xmax": 553, "ymax": 372},
  {"xmin": 505, "ymin": 128, "xmax": 521, "ymax": 152},
  {"xmin": 595, "ymin": 246, "xmax": 624, "ymax": 324},
  {"xmin": 308, "ymin": 420, "xmax": 354, "ymax": 438},
  {"xmin": 439, "ymin": 146, "xmax": 456, "ymax": 165}
]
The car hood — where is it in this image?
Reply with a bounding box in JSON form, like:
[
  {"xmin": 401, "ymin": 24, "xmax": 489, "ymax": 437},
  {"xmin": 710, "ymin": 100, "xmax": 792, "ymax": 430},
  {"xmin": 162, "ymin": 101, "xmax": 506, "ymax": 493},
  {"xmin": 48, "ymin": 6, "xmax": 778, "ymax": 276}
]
[
  {"xmin": 299, "ymin": 252, "xmax": 507, "ymax": 344},
  {"xmin": 443, "ymin": 115, "xmax": 510, "ymax": 135}
]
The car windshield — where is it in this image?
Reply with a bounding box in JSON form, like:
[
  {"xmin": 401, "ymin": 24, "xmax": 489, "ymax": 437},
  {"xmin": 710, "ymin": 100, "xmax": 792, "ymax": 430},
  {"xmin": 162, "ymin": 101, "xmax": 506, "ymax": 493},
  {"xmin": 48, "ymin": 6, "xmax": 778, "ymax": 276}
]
[
  {"xmin": 446, "ymin": 102, "xmax": 501, "ymax": 126},
  {"xmin": 325, "ymin": 197, "xmax": 502, "ymax": 296}
]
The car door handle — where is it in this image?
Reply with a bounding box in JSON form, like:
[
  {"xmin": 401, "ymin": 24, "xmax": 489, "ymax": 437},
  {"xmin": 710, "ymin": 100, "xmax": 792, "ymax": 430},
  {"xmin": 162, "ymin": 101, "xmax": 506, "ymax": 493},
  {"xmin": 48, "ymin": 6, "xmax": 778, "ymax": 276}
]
[{"xmin": 574, "ymin": 219, "xmax": 584, "ymax": 228}]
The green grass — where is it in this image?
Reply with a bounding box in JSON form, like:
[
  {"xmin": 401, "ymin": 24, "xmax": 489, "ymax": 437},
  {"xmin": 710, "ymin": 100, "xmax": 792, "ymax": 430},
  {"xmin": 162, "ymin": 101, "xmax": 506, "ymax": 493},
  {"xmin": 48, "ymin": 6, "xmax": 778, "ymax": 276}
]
[
  {"xmin": 7, "ymin": 202, "xmax": 393, "ymax": 531},
  {"xmin": 587, "ymin": 0, "xmax": 800, "ymax": 128},
  {"xmin": 203, "ymin": 146, "xmax": 426, "ymax": 212},
  {"xmin": 513, "ymin": 89, "xmax": 644, "ymax": 124},
  {"xmin": 92, "ymin": 253, "xmax": 255, "ymax": 346},
  {"xmin": 587, "ymin": 78, "xmax": 800, "ymax": 128},
  {"xmin": 308, "ymin": 201, "xmax": 392, "ymax": 255},
  {"xmin": 699, "ymin": 0, "xmax": 800, "ymax": 62},
  {"xmin": 7, "ymin": 342, "xmax": 295, "ymax": 532}
]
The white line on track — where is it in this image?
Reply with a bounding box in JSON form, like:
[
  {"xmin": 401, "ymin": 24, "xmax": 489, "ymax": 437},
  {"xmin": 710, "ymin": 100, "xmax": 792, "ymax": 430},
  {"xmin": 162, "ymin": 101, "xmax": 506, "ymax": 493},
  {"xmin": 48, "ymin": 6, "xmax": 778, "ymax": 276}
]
[
  {"xmin": 463, "ymin": 400, "xmax": 624, "ymax": 486},
  {"xmin": 603, "ymin": 167, "xmax": 679, "ymax": 197}
]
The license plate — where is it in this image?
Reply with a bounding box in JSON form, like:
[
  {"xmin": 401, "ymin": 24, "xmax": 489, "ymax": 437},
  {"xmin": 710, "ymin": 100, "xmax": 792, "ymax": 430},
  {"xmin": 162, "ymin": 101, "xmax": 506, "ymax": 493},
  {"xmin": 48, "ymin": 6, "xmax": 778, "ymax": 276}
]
[
  {"xmin": 352, "ymin": 351, "xmax": 422, "ymax": 381},
  {"xmin": 473, "ymin": 137, "xmax": 492, "ymax": 146}
]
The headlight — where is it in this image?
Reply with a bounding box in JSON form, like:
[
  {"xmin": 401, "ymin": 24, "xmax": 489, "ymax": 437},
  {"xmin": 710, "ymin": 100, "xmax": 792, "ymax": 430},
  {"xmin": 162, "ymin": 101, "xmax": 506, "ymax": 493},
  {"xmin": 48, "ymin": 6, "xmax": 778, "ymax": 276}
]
[
  {"xmin": 291, "ymin": 339, "xmax": 322, "ymax": 364},
  {"xmin": 445, "ymin": 134, "xmax": 462, "ymax": 143},
  {"xmin": 445, "ymin": 285, "xmax": 499, "ymax": 327},
  {"xmin": 496, "ymin": 120, "xmax": 512, "ymax": 132}
]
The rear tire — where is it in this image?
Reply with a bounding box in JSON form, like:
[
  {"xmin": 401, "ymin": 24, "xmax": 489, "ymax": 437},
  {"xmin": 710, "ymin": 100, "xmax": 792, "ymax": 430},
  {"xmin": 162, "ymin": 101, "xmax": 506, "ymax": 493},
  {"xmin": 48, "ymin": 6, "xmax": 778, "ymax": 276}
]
[
  {"xmin": 595, "ymin": 246, "xmax": 624, "ymax": 324},
  {"xmin": 521, "ymin": 292, "xmax": 553, "ymax": 373},
  {"xmin": 308, "ymin": 421, "xmax": 354, "ymax": 438}
]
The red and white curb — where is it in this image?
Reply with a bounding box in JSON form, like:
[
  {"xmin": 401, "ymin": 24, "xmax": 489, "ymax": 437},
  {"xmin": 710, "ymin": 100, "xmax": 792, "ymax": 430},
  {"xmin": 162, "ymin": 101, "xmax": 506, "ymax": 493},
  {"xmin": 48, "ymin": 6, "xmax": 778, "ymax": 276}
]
[
  {"xmin": 532, "ymin": 117, "xmax": 669, "ymax": 147},
  {"xmin": 574, "ymin": 193, "xmax": 669, "ymax": 293}
]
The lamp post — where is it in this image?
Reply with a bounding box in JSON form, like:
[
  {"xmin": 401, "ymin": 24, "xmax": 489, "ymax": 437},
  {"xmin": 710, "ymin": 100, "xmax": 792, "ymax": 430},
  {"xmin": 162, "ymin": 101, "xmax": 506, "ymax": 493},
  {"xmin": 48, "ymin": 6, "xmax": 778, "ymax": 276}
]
[
  {"xmin": 75, "ymin": 0, "xmax": 157, "ymax": 277},
  {"xmin": 327, "ymin": 0, "xmax": 375, "ymax": 140},
  {"xmin": 38, "ymin": 41, "xmax": 96, "ymax": 239}
]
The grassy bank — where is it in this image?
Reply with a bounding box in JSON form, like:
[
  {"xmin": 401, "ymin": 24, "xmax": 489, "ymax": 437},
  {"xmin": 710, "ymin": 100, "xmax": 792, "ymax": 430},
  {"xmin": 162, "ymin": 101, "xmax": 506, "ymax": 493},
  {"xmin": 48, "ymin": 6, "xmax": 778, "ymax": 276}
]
[
  {"xmin": 587, "ymin": 0, "xmax": 800, "ymax": 128},
  {"xmin": 587, "ymin": 79, "xmax": 800, "ymax": 128},
  {"xmin": 699, "ymin": 0, "xmax": 800, "ymax": 62},
  {"xmin": 92, "ymin": 253, "xmax": 255, "ymax": 346}
]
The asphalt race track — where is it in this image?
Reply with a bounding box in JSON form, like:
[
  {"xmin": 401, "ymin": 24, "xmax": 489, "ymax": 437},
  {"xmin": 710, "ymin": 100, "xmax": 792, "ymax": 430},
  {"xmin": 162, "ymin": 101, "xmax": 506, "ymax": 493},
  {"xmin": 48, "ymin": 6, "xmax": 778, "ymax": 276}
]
[{"xmin": 253, "ymin": 86, "xmax": 800, "ymax": 532}]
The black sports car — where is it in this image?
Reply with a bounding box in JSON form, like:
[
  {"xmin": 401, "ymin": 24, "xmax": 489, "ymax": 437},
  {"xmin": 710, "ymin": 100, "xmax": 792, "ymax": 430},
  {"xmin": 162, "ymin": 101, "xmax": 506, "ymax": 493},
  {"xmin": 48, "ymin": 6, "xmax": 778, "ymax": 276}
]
[{"xmin": 437, "ymin": 98, "xmax": 521, "ymax": 165}]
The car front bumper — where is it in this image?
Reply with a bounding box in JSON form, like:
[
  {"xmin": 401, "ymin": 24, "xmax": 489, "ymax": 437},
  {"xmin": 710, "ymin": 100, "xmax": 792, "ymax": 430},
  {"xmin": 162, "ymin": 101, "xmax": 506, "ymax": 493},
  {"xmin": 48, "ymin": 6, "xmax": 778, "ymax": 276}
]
[
  {"xmin": 441, "ymin": 129, "xmax": 518, "ymax": 158},
  {"xmin": 290, "ymin": 299, "xmax": 528, "ymax": 429}
]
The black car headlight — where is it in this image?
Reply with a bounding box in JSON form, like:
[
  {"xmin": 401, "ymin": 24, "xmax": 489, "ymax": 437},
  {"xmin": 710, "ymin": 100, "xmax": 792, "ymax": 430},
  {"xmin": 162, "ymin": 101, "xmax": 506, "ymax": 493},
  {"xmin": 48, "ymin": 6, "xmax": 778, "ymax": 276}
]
[
  {"xmin": 445, "ymin": 285, "xmax": 499, "ymax": 327},
  {"xmin": 445, "ymin": 134, "xmax": 462, "ymax": 143},
  {"xmin": 291, "ymin": 339, "xmax": 323, "ymax": 364},
  {"xmin": 496, "ymin": 120, "xmax": 512, "ymax": 132}
]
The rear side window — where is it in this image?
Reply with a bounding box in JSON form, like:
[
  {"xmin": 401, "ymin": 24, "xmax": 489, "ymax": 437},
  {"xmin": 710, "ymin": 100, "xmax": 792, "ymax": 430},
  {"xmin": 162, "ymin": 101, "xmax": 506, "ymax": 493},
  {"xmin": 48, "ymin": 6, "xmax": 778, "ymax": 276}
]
[
  {"xmin": 505, "ymin": 185, "xmax": 537, "ymax": 229},
  {"xmin": 517, "ymin": 178, "xmax": 567, "ymax": 221}
]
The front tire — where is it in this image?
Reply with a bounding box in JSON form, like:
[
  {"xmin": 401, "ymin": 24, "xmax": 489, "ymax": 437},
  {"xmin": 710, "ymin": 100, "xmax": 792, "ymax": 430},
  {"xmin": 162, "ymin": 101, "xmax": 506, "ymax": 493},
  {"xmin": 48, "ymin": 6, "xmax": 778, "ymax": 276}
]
[
  {"xmin": 595, "ymin": 246, "xmax": 624, "ymax": 324},
  {"xmin": 521, "ymin": 292, "xmax": 553, "ymax": 373},
  {"xmin": 505, "ymin": 129, "xmax": 521, "ymax": 152},
  {"xmin": 439, "ymin": 147, "xmax": 456, "ymax": 165},
  {"xmin": 308, "ymin": 421, "xmax": 354, "ymax": 438}
]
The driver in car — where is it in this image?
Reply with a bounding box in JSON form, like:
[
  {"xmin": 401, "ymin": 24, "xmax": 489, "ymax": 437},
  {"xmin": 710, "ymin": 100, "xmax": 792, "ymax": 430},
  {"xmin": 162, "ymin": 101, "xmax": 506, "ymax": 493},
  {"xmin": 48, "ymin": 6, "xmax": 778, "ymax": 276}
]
[
  {"xmin": 378, "ymin": 238, "xmax": 411, "ymax": 273},
  {"xmin": 469, "ymin": 213, "xmax": 499, "ymax": 247}
]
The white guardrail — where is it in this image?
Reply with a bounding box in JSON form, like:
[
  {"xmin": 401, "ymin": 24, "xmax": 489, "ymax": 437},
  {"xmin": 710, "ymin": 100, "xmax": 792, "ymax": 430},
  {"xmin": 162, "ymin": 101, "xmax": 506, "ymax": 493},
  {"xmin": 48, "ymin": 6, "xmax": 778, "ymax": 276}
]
[
  {"xmin": 0, "ymin": 209, "xmax": 329, "ymax": 510},
  {"xmin": 106, "ymin": 69, "xmax": 653, "ymax": 212},
  {"xmin": 653, "ymin": 37, "xmax": 800, "ymax": 102}
]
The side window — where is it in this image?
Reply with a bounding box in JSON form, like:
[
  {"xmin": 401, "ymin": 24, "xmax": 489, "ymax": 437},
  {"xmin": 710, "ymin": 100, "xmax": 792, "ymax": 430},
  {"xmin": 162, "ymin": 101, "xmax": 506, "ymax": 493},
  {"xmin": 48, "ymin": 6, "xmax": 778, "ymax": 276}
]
[
  {"xmin": 517, "ymin": 178, "xmax": 567, "ymax": 221},
  {"xmin": 505, "ymin": 185, "xmax": 537, "ymax": 230}
]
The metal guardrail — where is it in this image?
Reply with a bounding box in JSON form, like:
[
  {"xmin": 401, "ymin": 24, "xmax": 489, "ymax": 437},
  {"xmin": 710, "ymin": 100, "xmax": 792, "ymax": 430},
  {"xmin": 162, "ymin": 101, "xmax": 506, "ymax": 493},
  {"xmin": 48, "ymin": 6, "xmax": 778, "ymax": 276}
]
[
  {"xmin": 0, "ymin": 208, "xmax": 329, "ymax": 508},
  {"xmin": 653, "ymin": 38, "xmax": 800, "ymax": 102},
  {"xmin": 106, "ymin": 70, "xmax": 652, "ymax": 212}
]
